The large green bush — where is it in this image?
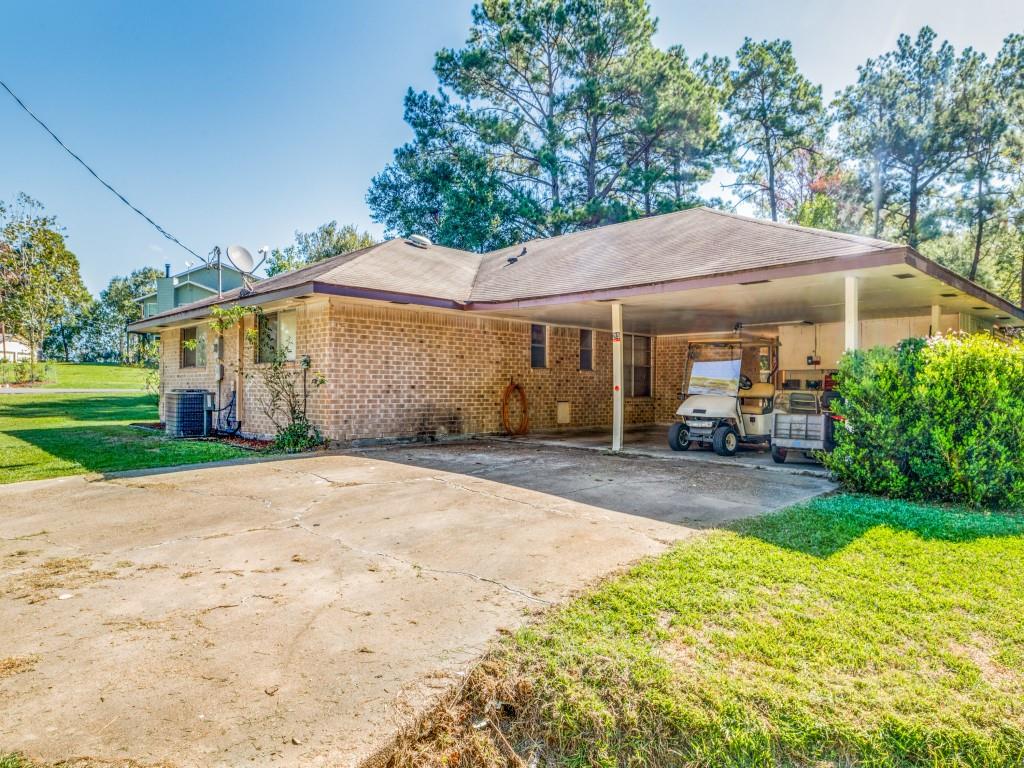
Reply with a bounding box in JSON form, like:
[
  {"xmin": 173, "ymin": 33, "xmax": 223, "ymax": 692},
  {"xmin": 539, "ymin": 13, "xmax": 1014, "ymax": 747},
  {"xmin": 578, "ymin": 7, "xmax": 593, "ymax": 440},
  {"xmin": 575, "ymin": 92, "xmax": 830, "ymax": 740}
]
[{"xmin": 823, "ymin": 333, "xmax": 1024, "ymax": 509}]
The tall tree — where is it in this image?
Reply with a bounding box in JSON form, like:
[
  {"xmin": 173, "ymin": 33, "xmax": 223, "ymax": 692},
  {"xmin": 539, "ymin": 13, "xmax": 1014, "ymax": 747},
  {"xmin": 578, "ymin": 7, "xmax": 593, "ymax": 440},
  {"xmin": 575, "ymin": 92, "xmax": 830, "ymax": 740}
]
[
  {"xmin": 835, "ymin": 57, "xmax": 899, "ymax": 237},
  {"xmin": 43, "ymin": 294, "xmax": 96, "ymax": 363},
  {"xmin": 725, "ymin": 38, "xmax": 825, "ymax": 222},
  {"xmin": 862, "ymin": 29, "xmax": 968, "ymax": 247},
  {"xmin": 368, "ymin": 0, "xmax": 723, "ymax": 244},
  {"xmin": 266, "ymin": 222, "xmax": 376, "ymax": 276},
  {"xmin": 949, "ymin": 45, "xmax": 1016, "ymax": 280},
  {"xmin": 0, "ymin": 194, "xmax": 89, "ymax": 375},
  {"xmin": 94, "ymin": 267, "xmax": 162, "ymax": 363},
  {"xmin": 367, "ymin": 91, "xmax": 531, "ymax": 252}
]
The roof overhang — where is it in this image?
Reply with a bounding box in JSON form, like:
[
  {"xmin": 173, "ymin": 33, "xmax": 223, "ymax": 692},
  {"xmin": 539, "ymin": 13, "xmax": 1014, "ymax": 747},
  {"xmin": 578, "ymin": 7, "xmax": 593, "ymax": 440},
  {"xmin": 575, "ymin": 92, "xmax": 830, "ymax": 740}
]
[
  {"xmin": 128, "ymin": 244, "xmax": 1023, "ymax": 336},
  {"xmin": 462, "ymin": 249, "xmax": 1024, "ymax": 335}
]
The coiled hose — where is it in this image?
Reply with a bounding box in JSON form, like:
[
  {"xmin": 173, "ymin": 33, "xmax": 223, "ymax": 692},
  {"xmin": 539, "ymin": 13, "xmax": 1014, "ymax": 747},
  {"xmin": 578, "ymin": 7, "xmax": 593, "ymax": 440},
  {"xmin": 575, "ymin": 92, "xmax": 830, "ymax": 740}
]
[{"xmin": 501, "ymin": 381, "xmax": 529, "ymax": 435}]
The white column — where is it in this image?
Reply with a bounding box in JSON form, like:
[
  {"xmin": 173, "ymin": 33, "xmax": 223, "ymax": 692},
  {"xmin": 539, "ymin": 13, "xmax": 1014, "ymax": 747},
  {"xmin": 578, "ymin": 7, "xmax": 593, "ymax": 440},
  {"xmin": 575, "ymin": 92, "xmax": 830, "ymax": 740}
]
[
  {"xmin": 931, "ymin": 304, "xmax": 942, "ymax": 336},
  {"xmin": 611, "ymin": 302, "xmax": 624, "ymax": 452},
  {"xmin": 844, "ymin": 275, "xmax": 860, "ymax": 351}
]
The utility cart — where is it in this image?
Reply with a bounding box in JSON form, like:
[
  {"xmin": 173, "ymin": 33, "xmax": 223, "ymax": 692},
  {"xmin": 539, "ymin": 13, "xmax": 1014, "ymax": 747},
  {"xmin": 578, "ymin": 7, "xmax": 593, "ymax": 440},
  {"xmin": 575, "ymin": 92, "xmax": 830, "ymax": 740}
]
[{"xmin": 770, "ymin": 391, "xmax": 841, "ymax": 463}]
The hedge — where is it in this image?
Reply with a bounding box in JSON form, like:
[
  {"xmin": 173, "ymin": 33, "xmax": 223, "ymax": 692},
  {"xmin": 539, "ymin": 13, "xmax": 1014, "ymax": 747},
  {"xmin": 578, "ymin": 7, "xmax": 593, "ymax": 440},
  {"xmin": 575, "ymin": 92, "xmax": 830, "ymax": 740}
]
[{"xmin": 822, "ymin": 333, "xmax": 1024, "ymax": 510}]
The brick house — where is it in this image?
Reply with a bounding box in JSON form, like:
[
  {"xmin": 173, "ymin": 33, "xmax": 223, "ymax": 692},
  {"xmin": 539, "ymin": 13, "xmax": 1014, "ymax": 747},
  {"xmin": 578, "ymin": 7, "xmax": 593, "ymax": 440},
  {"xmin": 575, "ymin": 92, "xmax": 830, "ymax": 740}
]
[{"xmin": 129, "ymin": 207, "xmax": 1024, "ymax": 446}]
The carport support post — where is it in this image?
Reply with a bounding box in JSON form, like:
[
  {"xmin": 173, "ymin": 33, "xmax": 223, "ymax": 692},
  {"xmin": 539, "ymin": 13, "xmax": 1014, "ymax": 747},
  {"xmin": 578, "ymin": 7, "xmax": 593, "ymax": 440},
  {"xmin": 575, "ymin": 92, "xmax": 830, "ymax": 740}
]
[
  {"xmin": 931, "ymin": 304, "xmax": 942, "ymax": 336},
  {"xmin": 844, "ymin": 275, "xmax": 860, "ymax": 351},
  {"xmin": 611, "ymin": 301, "xmax": 624, "ymax": 452}
]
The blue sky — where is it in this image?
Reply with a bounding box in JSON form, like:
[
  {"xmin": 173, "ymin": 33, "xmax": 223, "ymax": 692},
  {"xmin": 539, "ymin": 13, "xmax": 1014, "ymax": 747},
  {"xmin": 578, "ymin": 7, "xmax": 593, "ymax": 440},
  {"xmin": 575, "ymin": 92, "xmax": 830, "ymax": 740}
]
[{"xmin": 2, "ymin": 0, "xmax": 1022, "ymax": 293}]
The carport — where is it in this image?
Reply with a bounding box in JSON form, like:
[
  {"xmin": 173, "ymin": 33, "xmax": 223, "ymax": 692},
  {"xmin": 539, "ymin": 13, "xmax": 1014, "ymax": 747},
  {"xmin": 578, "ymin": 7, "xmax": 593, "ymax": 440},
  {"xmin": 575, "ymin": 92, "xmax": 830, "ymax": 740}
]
[{"xmin": 471, "ymin": 213, "xmax": 1024, "ymax": 452}]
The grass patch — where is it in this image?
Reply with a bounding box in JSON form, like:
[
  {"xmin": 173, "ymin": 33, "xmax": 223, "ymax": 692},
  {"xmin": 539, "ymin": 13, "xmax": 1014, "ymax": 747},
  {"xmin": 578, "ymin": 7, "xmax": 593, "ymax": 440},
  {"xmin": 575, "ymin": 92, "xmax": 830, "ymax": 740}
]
[
  {"xmin": 39, "ymin": 363, "xmax": 150, "ymax": 390},
  {"xmin": 0, "ymin": 392, "xmax": 249, "ymax": 484},
  {"xmin": 390, "ymin": 495, "xmax": 1024, "ymax": 767}
]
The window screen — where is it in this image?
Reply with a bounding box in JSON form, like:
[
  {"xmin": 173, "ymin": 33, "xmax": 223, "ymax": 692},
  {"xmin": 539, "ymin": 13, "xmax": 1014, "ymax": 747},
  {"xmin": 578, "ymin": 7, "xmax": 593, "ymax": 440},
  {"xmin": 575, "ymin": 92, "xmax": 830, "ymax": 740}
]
[
  {"xmin": 530, "ymin": 324, "xmax": 547, "ymax": 368},
  {"xmin": 180, "ymin": 326, "xmax": 197, "ymax": 368},
  {"xmin": 624, "ymin": 334, "xmax": 651, "ymax": 397},
  {"xmin": 579, "ymin": 328, "xmax": 593, "ymax": 371},
  {"xmin": 257, "ymin": 311, "xmax": 298, "ymax": 363},
  {"xmin": 195, "ymin": 325, "xmax": 208, "ymax": 367}
]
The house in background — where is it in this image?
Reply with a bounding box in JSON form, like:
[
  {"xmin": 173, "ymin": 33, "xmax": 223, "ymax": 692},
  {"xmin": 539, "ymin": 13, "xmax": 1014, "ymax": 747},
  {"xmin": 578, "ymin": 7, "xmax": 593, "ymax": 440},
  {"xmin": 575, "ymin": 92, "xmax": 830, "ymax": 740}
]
[
  {"xmin": 136, "ymin": 262, "xmax": 256, "ymax": 319},
  {"xmin": 0, "ymin": 332, "xmax": 31, "ymax": 362},
  {"xmin": 128, "ymin": 207, "xmax": 1024, "ymax": 446}
]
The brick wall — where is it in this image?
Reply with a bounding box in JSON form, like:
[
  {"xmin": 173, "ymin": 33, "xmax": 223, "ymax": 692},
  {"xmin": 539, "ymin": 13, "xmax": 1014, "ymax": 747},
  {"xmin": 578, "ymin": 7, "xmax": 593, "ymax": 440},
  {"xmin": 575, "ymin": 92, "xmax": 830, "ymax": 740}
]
[
  {"xmin": 323, "ymin": 300, "xmax": 639, "ymax": 441},
  {"xmin": 160, "ymin": 299, "xmax": 660, "ymax": 442}
]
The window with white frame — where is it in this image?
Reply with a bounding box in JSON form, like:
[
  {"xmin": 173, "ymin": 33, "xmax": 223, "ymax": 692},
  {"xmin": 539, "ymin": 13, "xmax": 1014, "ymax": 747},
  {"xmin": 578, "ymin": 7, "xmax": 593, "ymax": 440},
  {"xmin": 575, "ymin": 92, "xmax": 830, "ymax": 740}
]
[
  {"xmin": 624, "ymin": 334, "xmax": 651, "ymax": 397},
  {"xmin": 257, "ymin": 310, "xmax": 297, "ymax": 363}
]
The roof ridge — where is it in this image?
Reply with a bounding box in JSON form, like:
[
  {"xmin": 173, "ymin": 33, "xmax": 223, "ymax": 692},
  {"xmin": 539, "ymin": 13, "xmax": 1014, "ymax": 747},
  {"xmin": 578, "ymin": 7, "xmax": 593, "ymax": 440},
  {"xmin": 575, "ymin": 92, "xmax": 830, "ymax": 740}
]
[
  {"xmin": 481, "ymin": 208, "xmax": 707, "ymax": 256},
  {"xmin": 698, "ymin": 206, "xmax": 895, "ymax": 249},
  {"xmin": 255, "ymin": 240, "xmax": 388, "ymax": 288}
]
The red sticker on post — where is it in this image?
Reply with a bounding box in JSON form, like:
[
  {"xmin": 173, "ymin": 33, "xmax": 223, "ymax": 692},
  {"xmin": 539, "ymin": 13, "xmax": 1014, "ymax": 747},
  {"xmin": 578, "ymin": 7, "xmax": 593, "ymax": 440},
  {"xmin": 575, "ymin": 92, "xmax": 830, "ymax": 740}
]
[{"xmin": 614, "ymin": 385, "xmax": 620, "ymax": 391}]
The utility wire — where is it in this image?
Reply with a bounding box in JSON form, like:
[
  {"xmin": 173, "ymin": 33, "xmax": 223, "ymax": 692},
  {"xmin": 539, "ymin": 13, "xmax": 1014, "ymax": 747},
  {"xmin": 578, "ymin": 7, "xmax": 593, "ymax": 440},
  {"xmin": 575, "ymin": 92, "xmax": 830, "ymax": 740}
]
[{"xmin": 0, "ymin": 78, "xmax": 205, "ymax": 261}]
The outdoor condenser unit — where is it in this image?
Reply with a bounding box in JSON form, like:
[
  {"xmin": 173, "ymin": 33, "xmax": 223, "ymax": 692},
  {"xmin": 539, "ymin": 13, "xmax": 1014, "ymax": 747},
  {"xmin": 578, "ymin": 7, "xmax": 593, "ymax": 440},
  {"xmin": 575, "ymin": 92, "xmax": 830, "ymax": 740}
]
[{"xmin": 165, "ymin": 389, "xmax": 212, "ymax": 437}]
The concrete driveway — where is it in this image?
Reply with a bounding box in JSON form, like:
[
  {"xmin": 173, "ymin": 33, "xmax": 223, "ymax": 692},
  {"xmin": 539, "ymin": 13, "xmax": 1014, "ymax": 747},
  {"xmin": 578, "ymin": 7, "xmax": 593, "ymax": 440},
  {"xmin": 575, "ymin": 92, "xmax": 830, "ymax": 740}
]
[{"xmin": 0, "ymin": 440, "xmax": 833, "ymax": 767}]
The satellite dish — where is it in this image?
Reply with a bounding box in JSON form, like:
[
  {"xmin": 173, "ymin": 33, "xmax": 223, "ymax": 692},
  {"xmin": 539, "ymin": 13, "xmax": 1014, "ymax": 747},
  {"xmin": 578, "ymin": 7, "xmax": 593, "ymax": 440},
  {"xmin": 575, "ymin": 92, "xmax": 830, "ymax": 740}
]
[
  {"xmin": 226, "ymin": 245, "xmax": 256, "ymax": 273},
  {"xmin": 407, "ymin": 234, "xmax": 431, "ymax": 249}
]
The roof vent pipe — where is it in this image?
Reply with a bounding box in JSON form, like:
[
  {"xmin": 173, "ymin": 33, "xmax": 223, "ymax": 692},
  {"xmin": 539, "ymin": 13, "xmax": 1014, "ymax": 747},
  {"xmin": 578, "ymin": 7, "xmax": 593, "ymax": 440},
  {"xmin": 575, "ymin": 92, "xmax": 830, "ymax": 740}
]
[
  {"xmin": 407, "ymin": 234, "xmax": 431, "ymax": 249},
  {"xmin": 164, "ymin": 263, "xmax": 171, "ymax": 278}
]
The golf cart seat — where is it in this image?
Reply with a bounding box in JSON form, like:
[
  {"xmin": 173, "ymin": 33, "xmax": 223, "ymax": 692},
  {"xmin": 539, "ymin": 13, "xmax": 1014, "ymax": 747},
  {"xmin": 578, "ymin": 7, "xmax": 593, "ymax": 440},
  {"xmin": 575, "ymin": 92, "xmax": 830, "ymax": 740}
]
[{"xmin": 740, "ymin": 382, "xmax": 775, "ymax": 414}]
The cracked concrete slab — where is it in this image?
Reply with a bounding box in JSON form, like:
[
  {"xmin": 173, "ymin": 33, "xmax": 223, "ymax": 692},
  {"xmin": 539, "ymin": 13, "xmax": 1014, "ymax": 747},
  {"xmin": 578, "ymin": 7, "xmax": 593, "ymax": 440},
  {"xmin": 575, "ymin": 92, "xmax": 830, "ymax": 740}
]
[{"xmin": 0, "ymin": 440, "xmax": 833, "ymax": 767}]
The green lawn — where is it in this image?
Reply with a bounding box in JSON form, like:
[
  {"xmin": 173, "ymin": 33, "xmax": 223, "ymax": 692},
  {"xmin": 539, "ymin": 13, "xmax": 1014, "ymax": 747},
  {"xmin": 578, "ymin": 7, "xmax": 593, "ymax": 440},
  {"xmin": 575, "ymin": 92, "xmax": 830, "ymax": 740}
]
[
  {"xmin": 399, "ymin": 495, "xmax": 1024, "ymax": 767},
  {"xmin": 38, "ymin": 362, "xmax": 150, "ymax": 389},
  {"xmin": 0, "ymin": 392, "xmax": 249, "ymax": 484}
]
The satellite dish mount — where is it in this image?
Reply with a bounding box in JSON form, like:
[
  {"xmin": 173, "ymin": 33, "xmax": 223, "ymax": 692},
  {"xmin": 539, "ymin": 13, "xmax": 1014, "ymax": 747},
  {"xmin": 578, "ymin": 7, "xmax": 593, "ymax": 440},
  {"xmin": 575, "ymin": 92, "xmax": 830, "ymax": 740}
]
[{"xmin": 225, "ymin": 245, "xmax": 267, "ymax": 296}]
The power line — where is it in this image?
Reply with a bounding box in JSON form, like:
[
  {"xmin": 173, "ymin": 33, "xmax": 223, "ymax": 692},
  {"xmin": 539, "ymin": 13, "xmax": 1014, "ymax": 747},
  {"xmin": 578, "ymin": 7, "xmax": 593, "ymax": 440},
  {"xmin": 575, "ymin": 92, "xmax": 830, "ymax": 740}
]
[{"xmin": 0, "ymin": 78, "xmax": 205, "ymax": 262}]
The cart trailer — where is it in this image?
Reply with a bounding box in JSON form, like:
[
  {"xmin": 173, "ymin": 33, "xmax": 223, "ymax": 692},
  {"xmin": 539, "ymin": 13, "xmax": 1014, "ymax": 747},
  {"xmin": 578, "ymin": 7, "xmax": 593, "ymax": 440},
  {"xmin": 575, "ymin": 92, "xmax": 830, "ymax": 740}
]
[{"xmin": 770, "ymin": 412, "xmax": 837, "ymax": 463}]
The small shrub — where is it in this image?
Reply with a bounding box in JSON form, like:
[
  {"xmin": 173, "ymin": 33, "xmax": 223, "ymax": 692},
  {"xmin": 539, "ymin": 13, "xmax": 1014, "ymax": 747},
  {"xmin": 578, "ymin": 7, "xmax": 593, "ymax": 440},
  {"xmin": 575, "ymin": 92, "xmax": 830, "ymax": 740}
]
[
  {"xmin": 824, "ymin": 333, "xmax": 1024, "ymax": 509},
  {"xmin": 273, "ymin": 414, "xmax": 324, "ymax": 453}
]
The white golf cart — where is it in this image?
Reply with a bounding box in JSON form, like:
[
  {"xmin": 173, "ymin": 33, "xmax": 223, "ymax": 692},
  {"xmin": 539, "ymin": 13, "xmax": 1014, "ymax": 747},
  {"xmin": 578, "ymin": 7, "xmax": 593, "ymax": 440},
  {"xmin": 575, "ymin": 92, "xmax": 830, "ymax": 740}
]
[{"xmin": 668, "ymin": 357, "xmax": 781, "ymax": 457}]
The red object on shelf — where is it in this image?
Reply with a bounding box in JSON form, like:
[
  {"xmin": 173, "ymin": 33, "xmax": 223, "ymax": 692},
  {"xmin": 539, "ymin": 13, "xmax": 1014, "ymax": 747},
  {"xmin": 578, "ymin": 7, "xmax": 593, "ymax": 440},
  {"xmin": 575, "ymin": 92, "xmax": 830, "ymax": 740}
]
[{"xmin": 823, "ymin": 373, "xmax": 836, "ymax": 391}]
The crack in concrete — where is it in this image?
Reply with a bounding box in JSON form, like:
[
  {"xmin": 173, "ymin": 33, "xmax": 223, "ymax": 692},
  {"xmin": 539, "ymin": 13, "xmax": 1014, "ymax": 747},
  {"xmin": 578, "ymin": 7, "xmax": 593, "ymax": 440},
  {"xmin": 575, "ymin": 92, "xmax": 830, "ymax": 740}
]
[{"xmin": 290, "ymin": 520, "xmax": 553, "ymax": 606}]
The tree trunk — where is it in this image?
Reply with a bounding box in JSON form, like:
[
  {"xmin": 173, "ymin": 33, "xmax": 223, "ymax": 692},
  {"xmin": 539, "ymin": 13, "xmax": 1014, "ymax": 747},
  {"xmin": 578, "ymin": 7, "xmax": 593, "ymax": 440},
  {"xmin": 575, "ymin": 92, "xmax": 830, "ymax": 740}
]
[
  {"xmin": 871, "ymin": 153, "xmax": 883, "ymax": 238},
  {"xmin": 1, "ymin": 320, "xmax": 7, "ymax": 362},
  {"xmin": 767, "ymin": 154, "xmax": 778, "ymax": 222},
  {"xmin": 59, "ymin": 319, "xmax": 70, "ymax": 362},
  {"xmin": 28, "ymin": 330, "xmax": 36, "ymax": 381},
  {"xmin": 643, "ymin": 147, "xmax": 652, "ymax": 217},
  {"xmin": 586, "ymin": 115, "xmax": 598, "ymax": 202},
  {"xmin": 968, "ymin": 175, "xmax": 984, "ymax": 282},
  {"xmin": 907, "ymin": 167, "xmax": 920, "ymax": 248}
]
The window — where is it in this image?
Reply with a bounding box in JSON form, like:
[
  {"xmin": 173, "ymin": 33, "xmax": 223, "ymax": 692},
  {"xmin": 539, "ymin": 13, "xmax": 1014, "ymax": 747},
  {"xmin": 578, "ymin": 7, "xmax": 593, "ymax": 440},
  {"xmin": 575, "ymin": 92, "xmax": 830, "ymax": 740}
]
[
  {"xmin": 196, "ymin": 325, "xmax": 208, "ymax": 367},
  {"xmin": 530, "ymin": 324, "xmax": 547, "ymax": 368},
  {"xmin": 257, "ymin": 311, "xmax": 297, "ymax": 363},
  {"xmin": 181, "ymin": 325, "xmax": 208, "ymax": 368},
  {"xmin": 624, "ymin": 334, "xmax": 651, "ymax": 397},
  {"xmin": 579, "ymin": 329, "xmax": 593, "ymax": 371}
]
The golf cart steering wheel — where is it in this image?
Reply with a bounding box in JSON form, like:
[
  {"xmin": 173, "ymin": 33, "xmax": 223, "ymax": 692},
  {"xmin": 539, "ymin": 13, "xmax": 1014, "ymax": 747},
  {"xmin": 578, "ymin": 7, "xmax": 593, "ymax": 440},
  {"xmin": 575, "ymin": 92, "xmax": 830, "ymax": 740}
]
[{"xmin": 738, "ymin": 374, "xmax": 753, "ymax": 390}]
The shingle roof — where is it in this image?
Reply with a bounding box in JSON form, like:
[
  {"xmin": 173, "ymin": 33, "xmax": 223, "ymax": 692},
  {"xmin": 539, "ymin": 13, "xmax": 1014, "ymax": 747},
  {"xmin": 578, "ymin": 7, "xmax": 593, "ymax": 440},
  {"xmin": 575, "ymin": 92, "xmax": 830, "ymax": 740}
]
[
  {"xmin": 130, "ymin": 207, "xmax": 930, "ymax": 328},
  {"xmin": 471, "ymin": 207, "xmax": 896, "ymax": 302}
]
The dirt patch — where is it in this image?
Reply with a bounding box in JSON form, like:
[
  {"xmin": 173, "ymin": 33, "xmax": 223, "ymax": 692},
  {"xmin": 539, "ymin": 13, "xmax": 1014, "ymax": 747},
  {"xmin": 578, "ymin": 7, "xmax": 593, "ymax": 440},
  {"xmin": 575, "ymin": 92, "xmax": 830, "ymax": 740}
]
[
  {"xmin": 0, "ymin": 654, "xmax": 39, "ymax": 679},
  {"xmin": 3, "ymin": 557, "xmax": 116, "ymax": 603}
]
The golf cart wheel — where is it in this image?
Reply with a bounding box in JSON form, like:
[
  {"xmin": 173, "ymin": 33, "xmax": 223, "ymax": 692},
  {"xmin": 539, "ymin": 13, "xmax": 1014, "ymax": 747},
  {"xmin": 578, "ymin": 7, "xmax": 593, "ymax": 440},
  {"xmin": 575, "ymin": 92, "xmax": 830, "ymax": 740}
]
[
  {"xmin": 771, "ymin": 444, "xmax": 788, "ymax": 464},
  {"xmin": 668, "ymin": 422, "xmax": 690, "ymax": 451},
  {"xmin": 712, "ymin": 425, "xmax": 739, "ymax": 457}
]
